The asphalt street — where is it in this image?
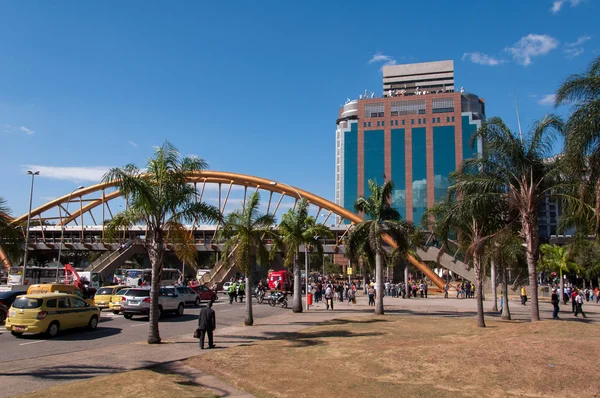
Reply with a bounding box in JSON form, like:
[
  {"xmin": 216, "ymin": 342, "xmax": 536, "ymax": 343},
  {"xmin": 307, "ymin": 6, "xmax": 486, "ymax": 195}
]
[{"xmin": 0, "ymin": 295, "xmax": 289, "ymax": 363}]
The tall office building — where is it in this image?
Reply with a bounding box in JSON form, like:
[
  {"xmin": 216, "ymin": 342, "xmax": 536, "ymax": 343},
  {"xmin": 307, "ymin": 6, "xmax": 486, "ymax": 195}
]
[{"xmin": 335, "ymin": 60, "xmax": 485, "ymax": 224}]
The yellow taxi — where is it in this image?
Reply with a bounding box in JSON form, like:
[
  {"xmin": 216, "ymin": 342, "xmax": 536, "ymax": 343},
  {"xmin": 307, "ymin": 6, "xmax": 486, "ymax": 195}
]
[
  {"xmin": 27, "ymin": 284, "xmax": 95, "ymax": 305},
  {"xmin": 5, "ymin": 293, "xmax": 101, "ymax": 338},
  {"xmin": 93, "ymin": 285, "xmax": 128, "ymax": 309},
  {"xmin": 108, "ymin": 287, "xmax": 131, "ymax": 314}
]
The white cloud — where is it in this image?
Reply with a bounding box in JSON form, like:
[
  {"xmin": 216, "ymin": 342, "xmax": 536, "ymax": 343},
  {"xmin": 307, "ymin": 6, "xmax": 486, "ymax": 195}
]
[
  {"xmin": 23, "ymin": 165, "xmax": 111, "ymax": 182},
  {"xmin": 564, "ymin": 35, "xmax": 592, "ymax": 58},
  {"xmin": 4, "ymin": 125, "xmax": 35, "ymax": 135},
  {"xmin": 19, "ymin": 126, "xmax": 34, "ymax": 135},
  {"xmin": 505, "ymin": 34, "xmax": 559, "ymax": 66},
  {"xmin": 40, "ymin": 196, "xmax": 57, "ymax": 201},
  {"xmin": 551, "ymin": 0, "xmax": 582, "ymax": 14},
  {"xmin": 539, "ymin": 94, "xmax": 556, "ymax": 105},
  {"xmin": 128, "ymin": 140, "xmax": 137, "ymax": 147},
  {"xmin": 368, "ymin": 52, "xmax": 397, "ymax": 70},
  {"xmin": 462, "ymin": 52, "xmax": 504, "ymax": 66}
]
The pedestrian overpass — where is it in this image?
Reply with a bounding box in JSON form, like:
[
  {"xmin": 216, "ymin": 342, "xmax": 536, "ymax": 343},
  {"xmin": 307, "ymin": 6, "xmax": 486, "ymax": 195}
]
[{"xmin": 1, "ymin": 171, "xmax": 475, "ymax": 287}]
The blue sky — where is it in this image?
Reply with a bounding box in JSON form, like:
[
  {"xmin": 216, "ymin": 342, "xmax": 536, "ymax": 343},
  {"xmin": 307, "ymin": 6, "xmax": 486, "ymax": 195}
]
[{"xmin": 1, "ymin": 0, "xmax": 598, "ymax": 218}]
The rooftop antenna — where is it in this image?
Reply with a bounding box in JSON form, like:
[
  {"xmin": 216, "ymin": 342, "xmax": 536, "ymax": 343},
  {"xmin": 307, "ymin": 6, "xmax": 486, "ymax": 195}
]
[{"xmin": 514, "ymin": 89, "xmax": 523, "ymax": 142}]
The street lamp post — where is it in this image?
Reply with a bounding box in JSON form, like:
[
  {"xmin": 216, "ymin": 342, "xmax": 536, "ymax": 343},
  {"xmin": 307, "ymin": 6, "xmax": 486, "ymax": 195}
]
[
  {"xmin": 22, "ymin": 170, "xmax": 40, "ymax": 285},
  {"xmin": 57, "ymin": 186, "xmax": 84, "ymax": 282}
]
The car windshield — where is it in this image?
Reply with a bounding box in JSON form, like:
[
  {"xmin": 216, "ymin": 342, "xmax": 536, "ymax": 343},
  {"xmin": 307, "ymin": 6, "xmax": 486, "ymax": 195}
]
[
  {"xmin": 0, "ymin": 291, "xmax": 26, "ymax": 299},
  {"xmin": 96, "ymin": 288, "xmax": 114, "ymax": 295},
  {"xmin": 12, "ymin": 297, "xmax": 43, "ymax": 309},
  {"xmin": 116, "ymin": 289, "xmax": 129, "ymax": 295},
  {"xmin": 126, "ymin": 290, "xmax": 150, "ymax": 297}
]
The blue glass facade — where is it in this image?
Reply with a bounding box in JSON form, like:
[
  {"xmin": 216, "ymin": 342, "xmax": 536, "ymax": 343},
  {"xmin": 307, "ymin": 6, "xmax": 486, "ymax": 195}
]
[
  {"xmin": 364, "ymin": 130, "xmax": 385, "ymax": 196},
  {"xmin": 391, "ymin": 129, "xmax": 406, "ymax": 219},
  {"xmin": 433, "ymin": 126, "xmax": 456, "ymax": 203},
  {"xmin": 343, "ymin": 121, "xmax": 358, "ymax": 214},
  {"xmin": 462, "ymin": 115, "xmax": 479, "ymax": 160},
  {"xmin": 412, "ymin": 127, "xmax": 427, "ymax": 224}
]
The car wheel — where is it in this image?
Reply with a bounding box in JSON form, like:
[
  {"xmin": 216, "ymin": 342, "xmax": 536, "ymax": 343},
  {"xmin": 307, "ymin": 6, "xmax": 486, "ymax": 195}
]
[
  {"xmin": 124, "ymin": 313, "xmax": 133, "ymax": 320},
  {"xmin": 176, "ymin": 303, "xmax": 184, "ymax": 316},
  {"xmin": 88, "ymin": 315, "xmax": 99, "ymax": 330},
  {"xmin": 0, "ymin": 309, "xmax": 6, "ymax": 325},
  {"xmin": 195, "ymin": 297, "xmax": 201, "ymax": 307},
  {"xmin": 47, "ymin": 321, "xmax": 60, "ymax": 338},
  {"xmin": 11, "ymin": 331, "xmax": 23, "ymax": 337},
  {"xmin": 112, "ymin": 310, "xmax": 120, "ymax": 315}
]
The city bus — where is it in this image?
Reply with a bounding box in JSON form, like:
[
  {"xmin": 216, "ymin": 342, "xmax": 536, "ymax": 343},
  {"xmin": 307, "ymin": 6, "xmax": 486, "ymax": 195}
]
[
  {"xmin": 119, "ymin": 268, "xmax": 181, "ymax": 287},
  {"xmin": 8, "ymin": 266, "xmax": 103, "ymax": 288}
]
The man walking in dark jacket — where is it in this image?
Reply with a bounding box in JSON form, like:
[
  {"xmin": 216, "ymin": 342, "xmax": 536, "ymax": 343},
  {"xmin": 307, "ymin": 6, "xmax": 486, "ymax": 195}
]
[{"xmin": 198, "ymin": 301, "xmax": 216, "ymax": 349}]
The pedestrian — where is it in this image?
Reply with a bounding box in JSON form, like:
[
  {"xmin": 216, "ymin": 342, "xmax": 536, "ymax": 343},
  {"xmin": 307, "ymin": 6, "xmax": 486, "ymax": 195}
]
[
  {"xmin": 419, "ymin": 281, "xmax": 424, "ymax": 298},
  {"xmin": 551, "ymin": 288, "xmax": 560, "ymax": 319},
  {"xmin": 520, "ymin": 286, "xmax": 527, "ymax": 305},
  {"xmin": 571, "ymin": 289, "xmax": 578, "ymax": 313},
  {"xmin": 325, "ymin": 284, "xmax": 334, "ymax": 310},
  {"xmin": 444, "ymin": 283, "xmax": 449, "ymax": 299},
  {"xmin": 424, "ymin": 282, "xmax": 428, "ymax": 298},
  {"xmin": 368, "ymin": 286, "xmax": 375, "ymax": 306},
  {"xmin": 574, "ymin": 290, "xmax": 587, "ymax": 318},
  {"xmin": 228, "ymin": 281, "xmax": 237, "ymax": 304},
  {"xmin": 197, "ymin": 301, "xmax": 216, "ymax": 349}
]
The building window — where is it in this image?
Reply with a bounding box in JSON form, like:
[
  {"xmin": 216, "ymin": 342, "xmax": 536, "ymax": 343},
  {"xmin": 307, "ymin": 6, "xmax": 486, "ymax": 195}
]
[
  {"xmin": 391, "ymin": 111, "xmax": 398, "ymax": 117},
  {"xmin": 437, "ymin": 117, "xmax": 441, "ymax": 123},
  {"xmin": 411, "ymin": 119, "xmax": 414, "ymax": 125},
  {"xmin": 452, "ymin": 116, "xmax": 455, "ymax": 122},
  {"xmin": 382, "ymin": 121, "xmax": 385, "ymax": 127},
  {"xmin": 391, "ymin": 100, "xmax": 426, "ymax": 116},
  {"xmin": 364, "ymin": 103, "xmax": 384, "ymax": 118},
  {"xmin": 432, "ymin": 97, "xmax": 455, "ymax": 113},
  {"xmin": 446, "ymin": 117, "xmax": 450, "ymax": 122},
  {"xmin": 418, "ymin": 119, "xmax": 421, "ymax": 125},
  {"xmin": 432, "ymin": 118, "xmax": 435, "ymax": 123},
  {"xmin": 363, "ymin": 122, "xmax": 367, "ymax": 127},
  {"xmin": 368, "ymin": 122, "xmax": 371, "ymax": 127},
  {"xmin": 377, "ymin": 121, "xmax": 380, "ymax": 127},
  {"xmin": 402, "ymin": 120, "xmax": 405, "ymax": 125},
  {"xmin": 423, "ymin": 118, "xmax": 426, "ymax": 124}
]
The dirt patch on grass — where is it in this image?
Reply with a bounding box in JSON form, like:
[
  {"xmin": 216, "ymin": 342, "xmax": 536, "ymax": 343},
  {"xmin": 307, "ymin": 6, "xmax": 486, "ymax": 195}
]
[
  {"xmin": 186, "ymin": 317, "xmax": 600, "ymax": 397},
  {"xmin": 16, "ymin": 369, "xmax": 217, "ymax": 398}
]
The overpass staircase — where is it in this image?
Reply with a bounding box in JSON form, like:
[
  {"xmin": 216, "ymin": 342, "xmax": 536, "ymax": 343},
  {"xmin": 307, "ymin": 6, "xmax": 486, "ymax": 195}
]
[
  {"xmin": 416, "ymin": 245, "xmax": 475, "ymax": 282},
  {"xmin": 85, "ymin": 243, "xmax": 146, "ymax": 278},
  {"xmin": 200, "ymin": 244, "xmax": 240, "ymax": 288}
]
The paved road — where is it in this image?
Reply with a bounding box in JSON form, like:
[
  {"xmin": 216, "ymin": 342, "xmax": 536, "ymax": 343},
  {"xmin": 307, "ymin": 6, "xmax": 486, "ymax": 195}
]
[{"xmin": 0, "ymin": 296, "xmax": 289, "ymax": 363}]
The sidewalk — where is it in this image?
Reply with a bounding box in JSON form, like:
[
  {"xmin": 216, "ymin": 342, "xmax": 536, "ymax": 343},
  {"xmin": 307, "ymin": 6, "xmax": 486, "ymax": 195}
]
[{"xmin": 2, "ymin": 294, "xmax": 597, "ymax": 397}]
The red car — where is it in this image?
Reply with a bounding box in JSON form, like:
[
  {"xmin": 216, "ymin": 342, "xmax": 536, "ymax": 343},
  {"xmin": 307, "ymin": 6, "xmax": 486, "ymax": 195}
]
[{"xmin": 190, "ymin": 285, "xmax": 217, "ymax": 303}]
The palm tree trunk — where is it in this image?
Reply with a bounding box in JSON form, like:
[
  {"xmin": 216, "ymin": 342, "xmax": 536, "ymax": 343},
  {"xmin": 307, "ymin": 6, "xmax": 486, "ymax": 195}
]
[
  {"xmin": 375, "ymin": 253, "xmax": 384, "ymax": 315},
  {"xmin": 147, "ymin": 230, "xmax": 164, "ymax": 344},
  {"xmin": 244, "ymin": 272, "xmax": 253, "ymax": 326},
  {"xmin": 473, "ymin": 252, "xmax": 485, "ymax": 328},
  {"xmin": 292, "ymin": 249, "xmax": 302, "ymax": 313},
  {"xmin": 501, "ymin": 265, "xmax": 511, "ymax": 320},
  {"xmin": 362, "ymin": 263, "xmax": 367, "ymax": 293},
  {"xmin": 524, "ymin": 221, "xmax": 540, "ymax": 321},
  {"xmin": 491, "ymin": 259, "xmax": 498, "ymax": 312},
  {"xmin": 559, "ymin": 268, "xmax": 565, "ymax": 305}
]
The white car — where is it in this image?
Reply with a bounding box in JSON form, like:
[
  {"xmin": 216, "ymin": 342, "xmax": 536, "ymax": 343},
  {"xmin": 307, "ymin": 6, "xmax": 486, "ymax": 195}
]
[
  {"xmin": 172, "ymin": 286, "xmax": 201, "ymax": 307},
  {"xmin": 222, "ymin": 282, "xmax": 234, "ymax": 295},
  {"xmin": 122, "ymin": 287, "xmax": 185, "ymax": 319}
]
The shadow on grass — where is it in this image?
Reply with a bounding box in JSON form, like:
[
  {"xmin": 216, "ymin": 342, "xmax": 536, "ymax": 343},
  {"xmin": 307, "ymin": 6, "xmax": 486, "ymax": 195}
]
[{"xmin": 0, "ymin": 365, "xmax": 123, "ymax": 381}]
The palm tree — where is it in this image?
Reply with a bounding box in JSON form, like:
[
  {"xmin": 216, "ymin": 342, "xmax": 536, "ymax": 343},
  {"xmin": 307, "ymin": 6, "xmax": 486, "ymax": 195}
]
[
  {"xmin": 103, "ymin": 142, "xmax": 220, "ymax": 344},
  {"xmin": 485, "ymin": 229, "xmax": 525, "ymax": 320},
  {"xmin": 538, "ymin": 243, "xmax": 580, "ymax": 304},
  {"xmin": 458, "ymin": 116, "xmax": 563, "ymax": 321},
  {"xmin": 0, "ymin": 197, "xmax": 20, "ymax": 270},
  {"xmin": 427, "ymin": 188, "xmax": 505, "ymax": 327},
  {"xmin": 275, "ymin": 198, "xmax": 332, "ymax": 313},
  {"xmin": 555, "ymin": 57, "xmax": 600, "ymax": 240},
  {"xmin": 346, "ymin": 179, "xmax": 417, "ymax": 315},
  {"xmin": 218, "ymin": 192, "xmax": 277, "ymax": 325}
]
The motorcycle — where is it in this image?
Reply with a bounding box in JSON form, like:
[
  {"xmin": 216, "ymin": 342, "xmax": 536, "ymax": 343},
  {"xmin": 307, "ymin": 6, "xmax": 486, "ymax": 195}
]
[
  {"xmin": 255, "ymin": 288, "xmax": 266, "ymax": 304},
  {"xmin": 268, "ymin": 291, "xmax": 288, "ymax": 308}
]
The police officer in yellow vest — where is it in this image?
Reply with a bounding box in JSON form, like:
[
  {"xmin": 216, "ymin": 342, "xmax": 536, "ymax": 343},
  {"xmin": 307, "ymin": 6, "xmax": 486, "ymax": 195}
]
[{"xmin": 228, "ymin": 281, "xmax": 237, "ymax": 304}]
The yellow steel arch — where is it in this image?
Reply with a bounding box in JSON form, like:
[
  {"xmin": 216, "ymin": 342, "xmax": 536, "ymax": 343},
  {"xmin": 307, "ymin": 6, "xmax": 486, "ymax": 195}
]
[{"xmin": 4, "ymin": 171, "xmax": 445, "ymax": 289}]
